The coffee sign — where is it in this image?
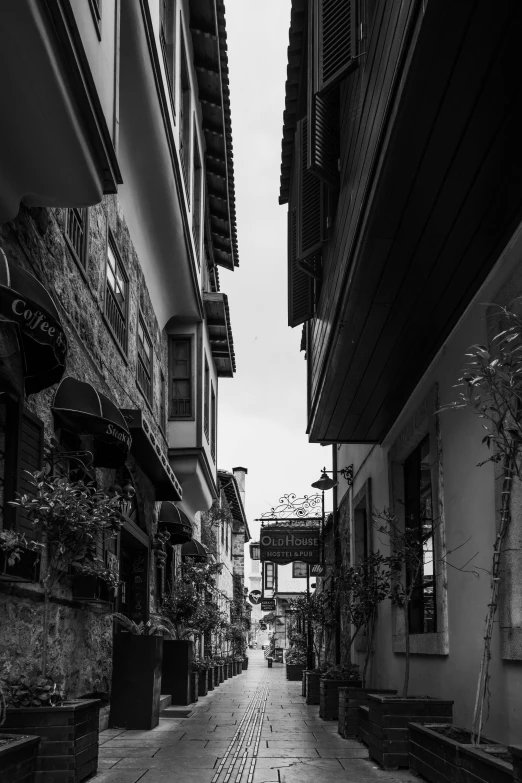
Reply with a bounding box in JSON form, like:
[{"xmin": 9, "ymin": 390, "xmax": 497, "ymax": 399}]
[{"xmin": 260, "ymin": 527, "xmax": 320, "ymax": 564}]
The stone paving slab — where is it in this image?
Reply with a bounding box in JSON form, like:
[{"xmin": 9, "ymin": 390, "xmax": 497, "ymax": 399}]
[{"xmin": 91, "ymin": 651, "xmax": 419, "ymax": 783}]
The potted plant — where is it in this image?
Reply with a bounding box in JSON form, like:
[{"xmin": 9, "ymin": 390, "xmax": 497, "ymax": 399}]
[
  {"xmin": 0, "ymin": 472, "xmax": 124, "ymax": 781},
  {"xmin": 285, "ymin": 647, "xmax": 307, "ymax": 681},
  {"xmin": 319, "ymin": 665, "xmax": 361, "ymax": 721},
  {"xmin": 109, "ymin": 614, "xmax": 165, "ymax": 730},
  {"xmin": 193, "ymin": 658, "xmax": 208, "ymax": 698},
  {"xmin": 289, "ymin": 593, "xmax": 332, "ymax": 705}
]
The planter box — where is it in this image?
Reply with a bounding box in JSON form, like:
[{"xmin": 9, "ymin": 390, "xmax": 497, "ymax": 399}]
[
  {"xmin": 319, "ymin": 679, "xmax": 361, "ymax": 721},
  {"xmin": 409, "ymin": 723, "xmax": 513, "ymax": 783},
  {"xmin": 509, "ymin": 744, "xmax": 522, "ymax": 783},
  {"xmin": 207, "ymin": 667, "xmax": 215, "ymax": 691},
  {"xmin": 111, "ymin": 635, "xmax": 162, "ymax": 730},
  {"xmin": 0, "ymin": 734, "xmax": 40, "ymax": 783},
  {"xmin": 338, "ymin": 688, "xmax": 397, "ymax": 738},
  {"xmin": 218, "ymin": 665, "xmax": 224, "ymax": 684},
  {"xmin": 198, "ymin": 671, "xmax": 209, "ymax": 697},
  {"xmin": 367, "ymin": 694, "xmax": 453, "ymax": 770},
  {"xmin": 190, "ymin": 672, "xmax": 199, "ymax": 704},
  {"xmin": 242, "ymin": 658, "xmax": 249, "ymax": 670},
  {"xmin": 223, "ymin": 665, "xmax": 229, "ymax": 681},
  {"xmin": 286, "ymin": 664, "xmax": 305, "ymax": 682},
  {"xmin": 358, "ymin": 705, "xmax": 371, "ymax": 746},
  {"xmin": 4, "ymin": 700, "xmax": 100, "ymax": 783},
  {"xmin": 161, "ymin": 640, "xmax": 193, "ymax": 706},
  {"xmin": 302, "ymin": 670, "xmax": 308, "ymax": 697},
  {"xmin": 305, "ymin": 671, "xmax": 321, "ymax": 705}
]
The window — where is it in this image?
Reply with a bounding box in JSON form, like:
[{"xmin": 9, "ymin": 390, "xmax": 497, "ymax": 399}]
[
  {"xmin": 179, "ymin": 28, "xmax": 192, "ymax": 203},
  {"xmin": 159, "ymin": 370, "xmax": 166, "ymax": 433},
  {"xmin": 404, "ymin": 436, "xmax": 436, "ymax": 634},
  {"xmin": 265, "ymin": 562, "xmax": 275, "ymax": 591},
  {"xmin": 204, "ymin": 357, "xmax": 209, "ymax": 442},
  {"xmin": 292, "ymin": 561, "xmax": 308, "ymax": 578},
  {"xmin": 160, "ymin": 0, "xmax": 175, "ymax": 112},
  {"xmin": 192, "ymin": 128, "xmax": 202, "ymax": 266},
  {"xmin": 137, "ymin": 315, "xmax": 153, "ymax": 404},
  {"xmin": 105, "ymin": 240, "xmax": 128, "ymax": 351},
  {"xmin": 65, "ymin": 208, "xmax": 89, "ymax": 267},
  {"xmin": 210, "ymin": 383, "xmax": 216, "ymax": 462},
  {"xmin": 169, "ymin": 338, "xmax": 192, "ymax": 418}
]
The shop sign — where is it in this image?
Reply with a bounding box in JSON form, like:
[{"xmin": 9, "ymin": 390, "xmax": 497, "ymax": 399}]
[
  {"xmin": 309, "ymin": 563, "xmax": 325, "ymax": 576},
  {"xmin": 261, "ymin": 598, "xmax": 276, "ymax": 611},
  {"xmin": 260, "ymin": 526, "xmax": 320, "ymax": 564}
]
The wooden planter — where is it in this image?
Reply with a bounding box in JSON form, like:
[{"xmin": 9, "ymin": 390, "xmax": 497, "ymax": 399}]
[
  {"xmin": 110, "ymin": 635, "xmax": 162, "ymax": 730},
  {"xmin": 242, "ymin": 658, "xmax": 249, "ymax": 670},
  {"xmin": 161, "ymin": 640, "xmax": 193, "ymax": 706},
  {"xmin": 319, "ymin": 679, "xmax": 361, "ymax": 721},
  {"xmin": 367, "ymin": 694, "xmax": 453, "ymax": 770},
  {"xmin": 358, "ymin": 705, "xmax": 371, "ymax": 746},
  {"xmin": 0, "ymin": 734, "xmax": 40, "ymax": 783},
  {"xmin": 302, "ymin": 670, "xmax": 308, "ymax": 697},
  {"xmin": 198, "ymin": 670, "xmax": 209, "ymax": 697},
  {"xmin": 3, "ymin": 699, "xmax": 100, "ymax": 783},
  {"xmin": 409, "ymin": 723, "xmax": 513, "ymax": 783},
  {"xmin": 305, "ymin": 671, "xmax": 321, "ymax": 705},
  {"xmin": 218, "ymin": 665, "xmax": 224, "ymax": 683},
  {"xmin": 286, "ymin": 664, "xmax": 305, "ymax": 682},
  {"xmin": 338, "ymin": 688, "xmax": 397, "ymax": 738},
  {"xmin": 190, "ymin": 672, "xmax": 199, "ymax": 703},
  {"xmin": 509, "ymin": 744, "xmax": 522, "ymax": 782}
]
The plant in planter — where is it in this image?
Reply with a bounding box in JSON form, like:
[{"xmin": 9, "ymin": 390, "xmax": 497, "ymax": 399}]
[
  {"xmin": 0, "ymin": 472, "xmax": 124, "ymax": 781},
  {"xmin": 0, "ymin": 733, "xmax": 40, "ymax": 783},
  {"xmin": 192, "ymin": 658, "xmax": 209, "ymax": 698},
  {"xmin": 109, "ymin": 613, "xmax": 166, "ymax": 730},
  {"xmin": 319, "ymin": 664, "xmax": 360, "ymax": 721}
]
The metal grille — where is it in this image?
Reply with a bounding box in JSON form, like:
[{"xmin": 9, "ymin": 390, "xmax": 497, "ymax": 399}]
[
  {"xmin": 105, "ymin": 244, "xmax": 127, "ymax": 350},
  {"xmin": 66, "ymin": 208, "xmax": 86, "ymax": 264},
  {"xmin": 137, "ymin": 318, "xmax": 153, "ymax": 403}
]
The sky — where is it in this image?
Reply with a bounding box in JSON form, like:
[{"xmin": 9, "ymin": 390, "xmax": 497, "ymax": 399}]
[{"xmin": 216, "ymin": 0, "xmax": 332, "ymax": 550}]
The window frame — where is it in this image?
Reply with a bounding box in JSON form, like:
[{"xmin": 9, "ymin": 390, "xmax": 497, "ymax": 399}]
[
  {"xmin": 169, "ymin": 336, "xmax": 194, "ymax": 420},
  {"xmin": 160, "ymin": 0, "xmax": 175, "ymax": 117},
  {"xmin": 210, "ymin": 382, "xmax": 216, "ymax": 463},
  {"xmin": 264, "ymin": 562, "xmax": 275, "ymax": 591},
  {"xmin": 179, "ymin": 22, "xmax": 192, "ymax": 205},
  {"xmin": 192, "ymin": 122, "xmax": 203, "ymax": 266},
  {"xmin": 292, "ymin": 561, "xmax": 308, "ymax": 578},
  {"xmin": 64, "ymin": 207, "xmax": 89, "ymax": 270},
  {"xmin": 204, "ymin": 356, "xmax": 210, "ymax": 442},
  {"xmin": 88, "ymin": 0, "xmax": 102, "ymax": 39},
  {"xmin": 104, "ymin": 234, "xmax": 129, "ymax": 356},
  {"xmin": 137, "ymin": 312, "xmax": 154, "ymax": 407}
]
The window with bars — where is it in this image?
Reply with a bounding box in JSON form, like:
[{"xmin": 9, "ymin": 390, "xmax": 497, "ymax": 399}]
[
  {"xmin": 65, "ymin": 208, "xmax": 88, "ymax": 267},
  {"xmin": 204, "ymin": 357, "xmax": 209, "ymax": 442},
  {"xmin": 292, "ymin": 561, "xmax": 308, "ymax": 578},
  {"xmin": 404, "ymin": 436, "xmax": 437, "ymax": 634},
  {"xmin": 160, "ymin": 0, "xmax": 175, "ymax": 112},
  {"xmin": 169, "ymin": 338, "xmax": 192, "ymax": 418},
  {"xmin": 105, "ymin": 240, "xmax": 128, "ymax": 352},
  {"xmin": 192, "ymin": 128, "xmax": 202, "ymax": 266},
  {"xmin": 210, "ymin": 383, "xmax": 216, "ymax": 462},
  {"xmin": 179, "ymin": 27, "xmax": 192, "ymax": 204},
  {"xmin": 137, "ymin": 315, "xmax": 153, "ymax": 404}
]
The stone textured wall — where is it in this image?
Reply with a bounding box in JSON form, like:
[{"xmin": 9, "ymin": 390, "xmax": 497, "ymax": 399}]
[{"xmin": 0, "ymin": 199, "xmax": 169, "ymax": 697}]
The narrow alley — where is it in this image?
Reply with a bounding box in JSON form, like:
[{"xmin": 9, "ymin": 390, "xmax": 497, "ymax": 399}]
[{"xmin": 93, "ymin": 652, "xmax": 417, "ymax": 783}]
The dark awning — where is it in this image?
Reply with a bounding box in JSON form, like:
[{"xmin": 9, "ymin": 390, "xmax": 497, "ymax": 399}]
[
  {"xmin": 121, "ymin": 409, "xmax": 182, "ymax": 500},
  {"xmin": 52, "ymin": 377, "xmax": 131, "ymax": 468},
  {"xmin": 158, "ymin": 502, "xmax": 193, "ymax": 545},
  {"xmin": 0, "ymin": 251, "xmax": 67, "ymax": 394},
  {"xmin": 181, "ymin": 539, "xmax": 207, "ymax": 563}
]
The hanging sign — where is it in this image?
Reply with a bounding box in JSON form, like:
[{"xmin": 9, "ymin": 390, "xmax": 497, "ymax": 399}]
[
  {"xmin": 248, "ymin": 590, "xmax": 262, "ymax": 605},
  {"xmin": 309, "ymin": 563, "xmax": 326, "ymax": 576},
  {"xmin": 261, "ymin": 598, "xmax": 276, "ymax": 611},
  {"xmin": 260, "ymin": 527, "xmax": 320, "ymax": 564}
]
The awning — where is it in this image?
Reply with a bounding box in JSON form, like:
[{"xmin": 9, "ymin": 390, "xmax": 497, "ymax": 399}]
[
  {"xmin": 0, "ymin": 251, "xmax": 67, "ymax": 394},
  {"xmin": 181, "ymin": 539, "xmax": 208, "ymax": 563},
  {"xmin": 52, "ymin": 377, "xmax": 131, "ymax": 468},
  {"xmin": 121, "ymin": 409, "xmax": 182, "ymax": 500},
  {"xmin": 158, "ymin": 502, "xmax": 193, "ymax": 545}
]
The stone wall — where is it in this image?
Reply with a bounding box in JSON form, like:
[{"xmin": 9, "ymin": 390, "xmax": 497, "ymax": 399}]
[{"xmin": 0, "ymin": 199, "xmax": 168, "ymax": 697}]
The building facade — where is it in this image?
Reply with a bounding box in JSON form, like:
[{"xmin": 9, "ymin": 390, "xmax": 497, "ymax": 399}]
[
  {"xmin": 0, "ymin": 0, "xmax": 239, "ymax": 700},
  {"xmin": 279, "ymin": 0, "xmax": 522, "ymax": 746}
]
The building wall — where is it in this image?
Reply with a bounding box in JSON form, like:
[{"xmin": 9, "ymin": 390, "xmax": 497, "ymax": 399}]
[{"xmin": 337, "ymin": 226, "xmax": 522, "ymax": 745}]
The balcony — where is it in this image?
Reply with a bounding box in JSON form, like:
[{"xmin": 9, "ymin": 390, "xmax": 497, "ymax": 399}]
[
  {"xmin": 0, "ymin": 1, "xmax": 121, "ymax": 224},
  {"xmin": 203, "ymin": 293, "xmax": 236, "ymax": 378}
]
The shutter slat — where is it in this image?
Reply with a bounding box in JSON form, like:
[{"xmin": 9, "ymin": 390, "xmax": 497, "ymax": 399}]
[
  {"xmin": 308, "ymin": 88, "xmax": 340, "ymax": 185},
  {"xmin": 288, "ymin": 207, "xmax": 314, "ymax": 327},
  {"xmin": 299, "ymin": 120, "xmax": 324, "ymax": 256},
  {"xmin": 316, "ymin": 0, "xmax": 357, "ymax": 93}
]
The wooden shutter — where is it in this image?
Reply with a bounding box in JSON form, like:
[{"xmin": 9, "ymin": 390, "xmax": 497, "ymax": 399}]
[
  {"xmin": 308, "ymin": 89, "xmax": 340, "ymax": 186},
  {"xmin": 315, "ymin": 0, "xmax": 357, "ymax": 94},
  {"xmin": 297, "ymin": 119, "xmax": 324, "ymax": 259},
  {"xmin": 17, "ymin": 410, "xmax": 44, "ymax": 539},
  {"xmin": 288, "ymin": 207, "xmax": 314, "ymax": 328}
]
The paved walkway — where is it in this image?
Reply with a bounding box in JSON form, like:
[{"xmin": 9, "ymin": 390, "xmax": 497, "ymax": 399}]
[{"xmin": 92, "ymin": 651, "xmax": 417, "ymax": 783}]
